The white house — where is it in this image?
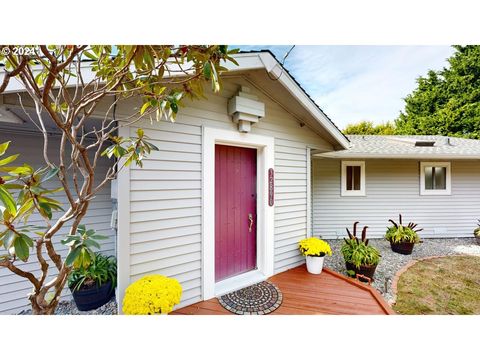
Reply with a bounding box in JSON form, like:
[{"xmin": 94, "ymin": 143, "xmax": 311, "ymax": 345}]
[{"xmin": 1, "ymin": 50, "xmax": 479, "ymax": 314}]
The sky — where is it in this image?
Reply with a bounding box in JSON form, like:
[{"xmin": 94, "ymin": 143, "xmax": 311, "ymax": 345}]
[{"xmin": 238, "ymin": 45, "xmax": 455, "ymax": 130}]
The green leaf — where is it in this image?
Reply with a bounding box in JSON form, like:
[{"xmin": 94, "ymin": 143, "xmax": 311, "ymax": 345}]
[
  {"xmin": 38, "ymin": 202, "xmax": 52, "ymax": 220},
  {"xmin": 5, "ymin": 166, "xmax": 33, "ymax": 176},
  {"xmin": 77, "ymin": 224, "xmax": 86, "ymax": 235},
  {"xmin": 1, "ymin": 230, "xmax": 16, "ymax": 249},
  {"xmin": 65, "ymin": 246, "xmax": 82, "ymax": 267},
  {"xmin": 84, "ymin": 239, "xmax": 100, "ymax": 249},
  {"xmin": 14, "ymin": 235, "xmax": 29, "ymax": 262},
  {"xmin": 15, "ymin": 198, "xmax": 34, "ymax": 219},
  {"xmin": 20, "ymin": 233, "xmax": 34, "ymax": 247},
  {"xmin": 0, "ymin": 186, "xmax": 17, "ymax": 216},
  {"xmin": 0, "ymin": 154, "xmax": 19, "ymax": 167},
  {"xmin": 203, "ymin": 61, "xmax": 212, "ymax": 79},
  {"xmin": 83, "ymin": 51, "xmax": 98, "ymax": 60},
  {"xmin": 41, "ymin": 167, "xmax": 59, "ymax": 182},
  {"xmin": 0, "ymin": 142, "xmax": 10, "ymax": 156}
]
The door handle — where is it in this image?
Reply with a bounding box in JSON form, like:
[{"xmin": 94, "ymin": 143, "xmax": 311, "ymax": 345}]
[{"xmin": 248, "ymin": 213, "xmax": 254, "ymax": 233}]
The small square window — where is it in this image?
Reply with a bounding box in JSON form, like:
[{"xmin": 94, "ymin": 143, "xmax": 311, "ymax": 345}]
[
  {"xmin": 341, "ymin": 161, "xmax": 365, "ymax": 196},
  {"xmin": 420, "ymin": 162, "xmax": 451, "ymax": 195}
]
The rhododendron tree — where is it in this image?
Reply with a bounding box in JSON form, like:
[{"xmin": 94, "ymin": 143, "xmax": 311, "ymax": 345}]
[{"xmin": 0, "ymin": 45, "xmax": 238, "ymax": 314}]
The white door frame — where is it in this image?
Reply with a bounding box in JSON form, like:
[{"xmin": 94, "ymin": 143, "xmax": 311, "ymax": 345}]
[{"xmin": 202, "ymin": 127, "xmax": 275, "ymax": 300}]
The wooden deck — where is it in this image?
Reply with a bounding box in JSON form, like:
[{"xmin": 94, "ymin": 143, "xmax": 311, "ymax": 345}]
[{"xmin": 172, "ymin": 265, "xmax": 395, "ymax": 315}]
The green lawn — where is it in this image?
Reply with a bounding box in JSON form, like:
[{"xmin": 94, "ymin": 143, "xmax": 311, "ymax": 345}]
[{"xmin": 393, "ymin": 255, "xmax": 480, "ymax": 315}]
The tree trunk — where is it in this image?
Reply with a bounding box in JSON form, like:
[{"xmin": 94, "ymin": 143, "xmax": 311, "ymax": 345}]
[
  {"xmin": 30, "ymin": 295, "xmax": 57, "ymax": 315},
  {"xmin": 29, "ymin": 271, "xmax": 70, "ymax": 315}
]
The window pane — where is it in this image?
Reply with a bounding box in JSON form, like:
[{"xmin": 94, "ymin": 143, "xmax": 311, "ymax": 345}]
[
  {"xmin": 353, "ymin": 166, "xmax": 361, "ymax": 190},
  {"xmin": 425, "ymin": 167, "xmax": 433, "ymax": 189},
  {"xmin": 346, "ymin": 165, "xmax": 361, "ymax": 191},
  {"xmin": 434, "ymin": 167, "xmax": 446, "ymax": 189},
  {"xmin": 346, "ymin": 166, "xmax": 353, "ymax": 190}
]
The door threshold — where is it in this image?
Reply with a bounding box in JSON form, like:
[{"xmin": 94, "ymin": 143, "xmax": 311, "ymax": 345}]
[{"xmin": 214, "ymin": 270, "xmax": 266, "ymax": 297}]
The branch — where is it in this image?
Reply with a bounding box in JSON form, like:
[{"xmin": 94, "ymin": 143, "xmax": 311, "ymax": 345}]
[
  {"xmin": 0, "ymin": 259, "xmax": 40, "ymax": 290},
  {"xmin": 0, "ymin": 55, "xmax": 28, "ymax": 93}
]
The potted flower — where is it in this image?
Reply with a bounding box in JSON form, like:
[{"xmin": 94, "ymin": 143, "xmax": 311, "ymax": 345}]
[
  {"xmin": 474, "ymin": 219, "xmax": 480, "ymax": 244},
  {"xmin": 385, "ymin": 214, "xmax": 423, "ymax": 255},
  {"xmin": 298, "ymin": 237, "xmax": 332, "ymax": 274},
  {"xmin": 68, "ymin": 253, "xmax": 117, "ymax": 311},
  {"xmin": 341, "ymin": 222, "xmax": 380, "ymax": 282},
  {"xmin": 122, "ymin": 274, "xmax": 182, "ymax": 315}
]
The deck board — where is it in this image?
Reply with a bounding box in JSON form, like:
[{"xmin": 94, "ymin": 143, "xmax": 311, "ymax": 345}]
[{"xmin": 172, "ymin": 265, "xmax": 394, "ymax": 315}]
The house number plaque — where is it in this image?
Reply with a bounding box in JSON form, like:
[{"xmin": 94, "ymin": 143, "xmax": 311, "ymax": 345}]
[{"xmin": 268, "ymin": 168, "xmax": 274, "ymax": 206}]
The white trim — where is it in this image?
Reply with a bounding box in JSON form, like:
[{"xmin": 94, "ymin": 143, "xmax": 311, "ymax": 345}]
[
  {"xmin": 258, "ymin": 53, "xmax": 349, "ymax": 150},
  {"xmin": 341, "ymin": 160, "xmax": 366, "ymax": 196},
  {"xmin": 214, "ymin": 270, "xmax": 266, "ymax": 297},
  {"xmin": 306, "ymin": 147, "xmax": 312, "ymax": 237},
  {"xmin": 202, "ymin": 127, "xmax": 275, "ymax": 300},
  {"xmin": 116, "ymin": 124, "xmax": 131, "ymax": 314},
  {"xmin": 420, "ymin": 161, "xmax": 451, "ymax": 196}
]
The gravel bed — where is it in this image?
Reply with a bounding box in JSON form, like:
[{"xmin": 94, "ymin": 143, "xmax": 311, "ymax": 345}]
[
  {"xmin": 18, "ymin": 297, "xmax": 118, "ymax": 315},
  {"xmin": 323, "ymin": 237, "xmax": 480, "ymax": 303}
]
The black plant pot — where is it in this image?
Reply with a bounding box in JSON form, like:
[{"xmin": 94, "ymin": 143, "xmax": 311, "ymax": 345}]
[
  {"xmin": 345, "ymin": 261, "xmax": 377, "ymax": 282},
  {"xmin": 70, "ymin": 280, "xmax": 115, "ymax": 311},
  {"xmin": 390, "ymin": 241, "xmax": 415, "ymax": 255}
]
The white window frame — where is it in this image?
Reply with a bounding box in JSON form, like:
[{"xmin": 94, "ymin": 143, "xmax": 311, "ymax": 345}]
[
  {"xmin": 341, "ymin": 161, "xmax": 366, "ymax": 196},
  {"xmin": 420, "ymin": 161, "xmax": 451, "ymax": 196}
]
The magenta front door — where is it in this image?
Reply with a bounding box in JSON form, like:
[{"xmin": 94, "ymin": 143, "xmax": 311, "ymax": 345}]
[{"xmin": 215, "ymin": 144, "xmax": 257, "ymax": 282}]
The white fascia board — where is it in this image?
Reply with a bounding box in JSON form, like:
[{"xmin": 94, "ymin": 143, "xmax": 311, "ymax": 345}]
[
  {"xmin": 257, "ymin": 52, "xmax": 349, "ymax": 150},
  {"xmin": 222, "ymin": 52, "xmax": 267, "ymax": 71},
  {"xmin": 313, "ymin": 152, "xmax": 480, "ymax": 160}
]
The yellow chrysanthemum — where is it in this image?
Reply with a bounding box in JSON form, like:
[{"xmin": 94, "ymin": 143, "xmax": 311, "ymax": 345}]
[
  {"xmin": 122, "ymin": 274, "xmax": 182, "ymax": 315},
  {"xmin": 298, "ymin": 237, "xmax": 332, "ymax": 257}
]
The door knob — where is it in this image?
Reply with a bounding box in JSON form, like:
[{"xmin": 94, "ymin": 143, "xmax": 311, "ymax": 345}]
[{"xmin": 248, "ymin": 213, "xmax": 253, "ymax": 233}]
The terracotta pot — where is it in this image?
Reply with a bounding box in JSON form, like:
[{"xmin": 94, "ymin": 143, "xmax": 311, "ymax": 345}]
[
  {"xmin": 390, "ymin": 241, "xmax": 415, "ymax": 255},
  {"xmin": 345, "ymin": 261, "xmax": 377, "ymax": 282}
]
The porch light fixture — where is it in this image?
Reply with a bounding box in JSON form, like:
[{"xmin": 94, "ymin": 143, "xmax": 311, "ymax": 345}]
[
  {"xmin": 227, "ymin": 86, "xmax": 265, "ymax": 133},
  {"xmin": 0, "ymin": 106, "xmax": 25, "ymax": 124}
]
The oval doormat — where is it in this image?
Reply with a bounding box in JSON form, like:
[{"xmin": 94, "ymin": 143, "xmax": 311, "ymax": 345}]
[{"xmin": 218, "ymin": 281, "xmax": 283, "ymax": 315}]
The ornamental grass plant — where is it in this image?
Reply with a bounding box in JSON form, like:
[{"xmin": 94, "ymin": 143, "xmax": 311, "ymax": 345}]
[
  {"xmin": 385, "ymin": 214, "xmax": 422, "ymax": 244},
  {"xmin": 122, "ymin": 274, "xmax": 182, "ymax": 315}
]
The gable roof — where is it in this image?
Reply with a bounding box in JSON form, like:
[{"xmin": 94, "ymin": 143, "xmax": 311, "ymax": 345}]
[
  {"xmin": 314, "ymin": 135, "xmax": 480, "ymax": 159},
  {"xmin": 238, "ymin": 50, "xmax": 349, "ymax": 145},
  {"xmin": 1, "ymin": 50, "xmax": 350, "ymax": 150}
]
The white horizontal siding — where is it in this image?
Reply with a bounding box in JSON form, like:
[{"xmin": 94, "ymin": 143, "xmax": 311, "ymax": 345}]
[
  {"xmin": 126, "ymin": 78, "xmax": 333, "ymax": 308},
  {"xmin": 0, "ymin": 133, "xmax": 114, "ymax": 314},
  {"xmin": 312, "ymin": 158, "xmax": 480, "ymax": 239}
]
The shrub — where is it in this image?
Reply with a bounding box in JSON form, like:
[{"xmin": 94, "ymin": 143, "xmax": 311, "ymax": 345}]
[
  {"xmin": 298, "ymin": 237, "xmax": 332, "ymax": 257},
  {"xmin": 341, "ymin": 221, "xmax": 380, "ymax": 268},
  {"xmin": 385, "ymin": 214, "xmax": 422, "ymax": 244},
  {"xmin": 474, "ymin": 219, "xmax": 480, "ymax": 238},
  {"xmin": 122, "ymin": 275, "xmax": 182, "ymax": 315},
  {"xmin": 341, "ymin": 239, "xmax": 381, "ymax": 268},
  {"xmin": 68, "ymin": 253, "xmax": 117, "ymax": 292}
]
